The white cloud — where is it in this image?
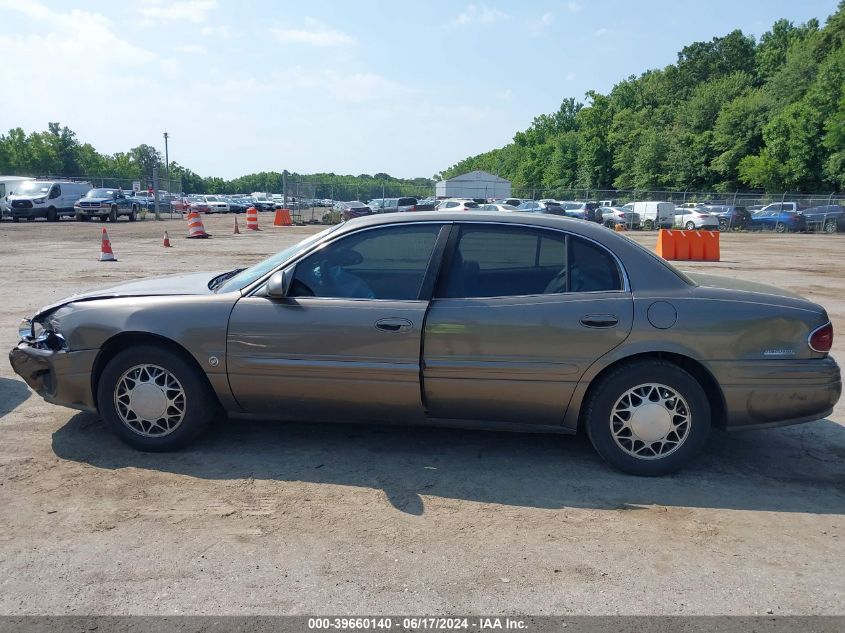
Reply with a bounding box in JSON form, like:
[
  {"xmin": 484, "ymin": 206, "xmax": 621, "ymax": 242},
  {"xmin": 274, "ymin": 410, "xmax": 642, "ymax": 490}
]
[
  {"xmin": 528, "ymin": 12, "xmax": 553, "ymax": 36},
  {"xmin": 200, "ymin": 24, "xmax": 237, "ymax": 38},
  {"xmin": 451, "ymin": 4, "xmax": 509, "ymax": 27},
  {"xmin": 567, "ymin": 1, "xmax": 583, "ymax": 13},
  {"xmin": 176, "ymin": 43, "xmax": 207, "ymax": 54},
  {"xmin": 139, "ymin": 0, "xmax": 217, "ymax": 24},
  {"xmin": 269, "ymin": 18, "xmax": 356, "ymax": 47},
  {"xmin": 594, "ymin": 27, "xmax": 608, "ymax": 36}
]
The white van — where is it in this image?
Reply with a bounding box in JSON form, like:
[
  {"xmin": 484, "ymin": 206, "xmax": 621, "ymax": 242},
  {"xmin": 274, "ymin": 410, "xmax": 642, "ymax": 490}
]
[
  {"xmin": 0, "ymin": 176, "xmax": 35, "ymax": 220},
  {"xmin": 8, "ymin": 180, "xmax": 92, "ymax": 222},
  {"xmin": 623, "ymin": 201, "xmax": 675, "ymax": 230}
]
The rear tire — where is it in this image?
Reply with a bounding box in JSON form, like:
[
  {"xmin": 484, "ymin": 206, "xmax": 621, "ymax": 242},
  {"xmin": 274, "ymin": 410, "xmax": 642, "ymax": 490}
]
[
  {"xmin": 685, "ymin": 221, "xmax": 696, "ymax": 230},
  {"xmin": 109, "ymin": 206, "xmax": 118, "ymax": 222},
  {"xmin": 128, "ymin": 205, "xmax": 137, "ymax": 222},
  {"xmin": 583, "ymin": 360, "xmax": 711, "ymax": 476},
  {"xmin": 775, "ymin": 222, "xmax": 787, "ymax": 233},
  {"xmin": 824, "ymin": 220, "xmax": 837, "ymax": 234},
  {"xmin": 97, "ymin": 345, "xmax": 215, "ymax": 451},
  {"xmin": 718, "ymin": 219, "xmax": 729, "ymax": 231}
]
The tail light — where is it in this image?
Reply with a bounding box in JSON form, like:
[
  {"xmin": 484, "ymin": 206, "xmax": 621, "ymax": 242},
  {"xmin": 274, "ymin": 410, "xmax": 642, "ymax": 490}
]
[
  {"xmin": 808, "ymin": 322, "xmax": 833, "ymax": 353},
  {"xmin": 618, "ymin": 212, "xmax": 626, "ymax": 218}
]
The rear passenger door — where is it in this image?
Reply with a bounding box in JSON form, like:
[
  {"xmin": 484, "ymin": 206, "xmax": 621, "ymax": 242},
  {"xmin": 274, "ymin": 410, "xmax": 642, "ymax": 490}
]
[{"xmin": 422, "ymin": 224, "xmax": 634, "ymax": 426}]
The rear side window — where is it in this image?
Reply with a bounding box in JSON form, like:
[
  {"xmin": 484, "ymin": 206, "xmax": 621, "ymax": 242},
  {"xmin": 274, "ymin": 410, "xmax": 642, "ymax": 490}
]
[
  {"xmin": 397, "ymin": 197, "xmax": 417, "ymax": 206},
  {"xmin": 436, "ymin": 226, "xmax": 622, "ymax": 298}
]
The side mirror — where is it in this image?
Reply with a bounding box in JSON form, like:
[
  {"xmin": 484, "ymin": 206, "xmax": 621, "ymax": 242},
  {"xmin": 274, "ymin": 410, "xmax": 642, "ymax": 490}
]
[{"xmin": 267, "ymin": 268, "xmax": 292, "ymax": 298}]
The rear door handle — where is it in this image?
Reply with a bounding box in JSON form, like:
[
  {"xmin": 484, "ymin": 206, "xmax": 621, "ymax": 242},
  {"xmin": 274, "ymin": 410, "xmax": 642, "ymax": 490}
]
[
  {"xmin": 580, "ymin": 314, "xmax": 619, "ymax": 328},
  {"xmin": 375, "ymin": 317, "xmax": 413, "ymax": 333}
]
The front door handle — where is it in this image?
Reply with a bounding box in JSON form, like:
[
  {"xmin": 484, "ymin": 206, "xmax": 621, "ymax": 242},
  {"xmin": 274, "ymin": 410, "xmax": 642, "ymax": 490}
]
[
  {"xmin": 375, "ymin": 317, "xmax": 413, "ymax": 333},
  {"xmin": 580, "ymin": 314, "xmax": 619, "ymax": 328}
]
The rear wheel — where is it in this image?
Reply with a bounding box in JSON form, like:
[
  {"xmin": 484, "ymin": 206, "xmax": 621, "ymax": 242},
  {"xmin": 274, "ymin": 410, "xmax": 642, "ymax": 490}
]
[
  {"xmin": 775, "ymin": 222, "xmax": 787, "ymax": 233},
  {"xmin": 97, "ymin": 345, "xmax": 216, "ymax": 451},
  {"xmin": 583, "ymin": 360, "xmax": 711, "ymax": 476},
  {"xmin": 12, "ymin": 217, "xmax": 19, "ymax": 223},
  {"xmin": 718, "ymin": 218, "xmax": 729, "ymax": 231},
  {"xmin": 824, "ymin": 220, "xmax": 837, "ymax": 234},
  {"xmin": 109, "ymin": 206, "xmax": 118, "ymax": 222},
  {"xmin": 128, "ymin": 205, "xmax": 137, "ymax": 222},
  {"xmin": 685, "ymin": 221, "xmax": 696, "ymax": 230}
]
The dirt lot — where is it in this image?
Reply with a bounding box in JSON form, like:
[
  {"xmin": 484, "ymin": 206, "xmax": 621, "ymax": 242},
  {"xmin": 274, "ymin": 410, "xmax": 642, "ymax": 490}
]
[{"xmin": 0, "ymin": 215, "xmax": 843, "ymax": 615}]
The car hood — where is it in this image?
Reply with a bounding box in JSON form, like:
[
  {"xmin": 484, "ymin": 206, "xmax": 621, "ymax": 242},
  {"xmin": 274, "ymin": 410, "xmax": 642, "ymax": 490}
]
[
  {"xmin": 33, "ymin": 271, "xmax": 219, "ymax": 320},
  {"xmin": 686, "ymin": 272, "xmax": 805, "ymax": 301}
]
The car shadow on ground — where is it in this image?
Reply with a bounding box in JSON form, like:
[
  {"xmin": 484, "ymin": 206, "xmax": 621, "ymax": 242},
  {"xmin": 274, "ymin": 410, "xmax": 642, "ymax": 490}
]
[
  {"xmin": 52, "ymin": 413, "xmax": 845, "ymax": 515},
  {"xmin": 0, "ymin": 377, "xmax": 31, "ymax": 419}
]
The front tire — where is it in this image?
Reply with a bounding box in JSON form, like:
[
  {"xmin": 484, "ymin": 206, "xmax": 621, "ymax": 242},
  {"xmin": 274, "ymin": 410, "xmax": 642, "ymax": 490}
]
[
  {"xmin": 109, "ymin": 206, "xmax": 118, "ymax": 222},
  {"xmin": 97, "ymin": 345, "xmax": 216, "ymax": 451},
  {"xmin": 643, "ymin": 219, "xmax": 654, "ymax": 231},
  {"xmin": 583, "ymin": 360, "xmax": 711, "ymax": 476},
  {"xmin": 47, "ymin": 207, "xmax": 58, "ymax": 222},
  {"xmin": 128, "ymin": 205, "xmax": 137, "ymax": 222},
  {"xmin": 718, "ymin": 218, "xmax": 729, "ymax": 231},
  {"xmin": 685, "ymin": 221, "xmax": 696, "ymax": 230},
  {"xmin": 824, "ymin": 220, "xmax": 837, "ymax": 234}
]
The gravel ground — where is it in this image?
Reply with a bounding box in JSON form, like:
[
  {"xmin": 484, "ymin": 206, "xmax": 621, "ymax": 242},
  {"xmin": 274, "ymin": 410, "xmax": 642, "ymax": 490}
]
[{"xmin": 0, "ymin": 215, "xmax": 842, "ymax": 615}]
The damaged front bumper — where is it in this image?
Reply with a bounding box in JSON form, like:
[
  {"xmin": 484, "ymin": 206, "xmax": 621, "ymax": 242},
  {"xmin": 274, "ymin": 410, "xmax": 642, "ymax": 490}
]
[{"xmin": 9, "ymin": 342, "xmax": 99, "ymax": 413}]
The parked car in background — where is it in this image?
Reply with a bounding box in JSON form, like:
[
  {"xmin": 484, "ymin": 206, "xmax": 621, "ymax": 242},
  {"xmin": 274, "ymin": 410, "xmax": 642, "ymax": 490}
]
[
  {"xmin": 625, "ymin": 201, "xmax": 674, "ymax": 230},
  {"xmin": 758, "ymin": 202, "xmax": 800, "ymax": 214},
  {"xmin": 9, "ymin": 180, "xmax": 92, "ymax": 222},
  {"xmin": 196, "ymin": 195, "xmax": 229, "ymax": 213},
  {"xmin": 560, "ymin": 201, "xmax": 599, "ymax": 220},
  {"xmin": 802, "ymin": 204, "xmax": 845, "ymax": 233},
  {"xmin": 223, "ymin": 197, "xmax": 249, "ymax": 213},
  {"xmin": 517, "ymin": 200, "xmax": 565, "ymax": 215},
  {"xmin": 0, "ymin": 176, "xmax": 35, "ymax": 220},
  {"xmin": 12, "ymin": 212, "xmax": 840, "ymax": 476},
  {"xmin": 747, "ymin": 208, "xmax": 807, "ymax": 233},
  {"xmin": 597, "ymin": 206, "xmax": 640, "ymax": 229},
  {"xmin": 381, "ymin": 197, "xmax": 419, "ymax": 213},
  {"xmin": 338, "ymin": 201, "xmax": 372, "ymax": 221},
  {"xmin": 494, "ymin": 198, "xmax": 523, "ymax": 207},
  {"xmin": 437, "ymin": 199, "xmax": 482, "ymax": 211},
  {"xmin": 673, "ymin": 207, "xmax": 720, "ymax": 230},
  {"xmin": 414, "ymin": 198, "xmax": 438, "ymax": 211},
  {"xmin": 368, "ymin": 199, "xmax": 387, "ymax": 213},
  {"xmin": 481, "ymin": 203, "xmax": 520, "ymax": 212},
  {"xmin": 74, "ymin": 188, "xmax": 140, "ymax": 222},
  {"xmin": 702, "ymin": 205, "xmax": 751, "ymax": 231}
]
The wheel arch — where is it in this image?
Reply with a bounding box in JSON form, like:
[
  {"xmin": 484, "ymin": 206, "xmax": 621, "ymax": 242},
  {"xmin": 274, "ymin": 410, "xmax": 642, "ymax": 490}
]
[
  {"xmin": 91, "ymin": 331, "xmax": 222, "ymax": 413},
  {"xmin": 574, "ymin": 351, "xmax": 728, "ymax": 432}
]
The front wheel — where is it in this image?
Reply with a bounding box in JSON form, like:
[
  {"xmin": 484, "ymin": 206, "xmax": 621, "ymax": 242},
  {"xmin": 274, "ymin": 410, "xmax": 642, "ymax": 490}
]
[
  {"xmin": 685, "ymin": 221, "xmax": 696, "ymax": 230},
  {"xmin": 824, "ymin": 220, "xmax": 837, "ymax": 234},
  {"xmin": 718, "ymin": 219, "xmax": 729, "ymax": 231},
  {"xmin": 47, "ymin": 207, "xmax": 58, "ymax": 222},
  {"xmin": 97, "ymin": 345, "xmax": 216, "ymax": 451},
  {"xmin": 128, "ymin": 205, "xmax": 137, "ymax": 222},
  {"xmin": 109, "ymin": 206, "xmax": 118, "ymax": 222},
  {"xmin": 583, "ymin": 360, "xmax": 711, "ymax": 476},
  {"xmin": 775, "ymin": 222, "xmax": 787, "ymax": 233},
  {"xmin": 643, "ymin": 219, "xmax": 654, "ymax": 231}
]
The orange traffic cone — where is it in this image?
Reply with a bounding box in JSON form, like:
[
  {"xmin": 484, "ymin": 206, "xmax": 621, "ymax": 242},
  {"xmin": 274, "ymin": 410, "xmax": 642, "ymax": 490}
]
[
  {"xmin": 99, "ymin": 228, "xmax": 117, "ymax": 261},
  {"xmin": 233, "ymin": 215, "xmax": 240, "ymax": 234},
  {"xmin": 163, "ymin": 230, "xmax": 172, "ymax": 247}
]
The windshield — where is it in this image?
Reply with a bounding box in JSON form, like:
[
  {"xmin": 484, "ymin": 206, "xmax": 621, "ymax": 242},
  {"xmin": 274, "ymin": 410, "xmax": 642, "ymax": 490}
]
[
  {"xmin": 206, "ymin": 196, "xmax": 219, "ymax": 202},
  {"xmin": 216, "ymin": 224, "xmax": 343, "ymax": 293},
  {"xmin": 87, "ymin": 189, "xmax": 116, "ymax": 198},
  {"xmin": 18, "ymin": 181, "xmax": 50, "ymax": 195}
]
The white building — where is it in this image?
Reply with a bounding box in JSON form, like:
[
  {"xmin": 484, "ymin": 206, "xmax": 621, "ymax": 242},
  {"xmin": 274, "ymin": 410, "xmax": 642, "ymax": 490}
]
[{"xmin": 436, "ymin": 170, "xmax": 511, "ymax": 200}]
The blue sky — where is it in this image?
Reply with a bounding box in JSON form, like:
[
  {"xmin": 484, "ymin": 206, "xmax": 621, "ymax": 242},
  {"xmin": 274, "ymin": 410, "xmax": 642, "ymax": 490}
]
[{"xmin": 0, "ymin": 0, "xmax": 838, "ymax": 179}]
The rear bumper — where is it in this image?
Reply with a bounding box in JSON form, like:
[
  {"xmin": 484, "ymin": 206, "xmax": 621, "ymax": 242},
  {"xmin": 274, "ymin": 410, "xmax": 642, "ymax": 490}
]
[
  {"xmin": 709, "ymin": 357, "xmax": 841, "ymax": 429},
  {"xmin": 9, "ymin": 343, "xmax": 98, "ymax": 413}
]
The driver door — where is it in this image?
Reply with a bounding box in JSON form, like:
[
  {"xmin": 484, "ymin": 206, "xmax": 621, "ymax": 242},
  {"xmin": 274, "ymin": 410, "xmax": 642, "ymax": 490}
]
[{"xmin": 227, "ymin": 223, "xmax": 449, "ymax": 422}]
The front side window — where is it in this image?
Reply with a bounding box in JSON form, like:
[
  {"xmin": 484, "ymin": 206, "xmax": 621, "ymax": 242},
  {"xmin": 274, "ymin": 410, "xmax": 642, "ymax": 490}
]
[
  {"xmin": 436, "ymin": 226, "xmax": 622, "ymax": 299},
  {"xmin": 290, "ymin": 224, "xmax": 442, "ymax": 300}
]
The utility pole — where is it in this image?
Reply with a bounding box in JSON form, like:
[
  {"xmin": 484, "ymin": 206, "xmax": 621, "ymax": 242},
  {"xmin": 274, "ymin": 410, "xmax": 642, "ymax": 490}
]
[
  {"xmin": 163, "ymin": 131, "xmax": 170, "ymax": 189},
  {"xmin": 283, "ymin": 170, "xmax": 288, "ymax": 208}
]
